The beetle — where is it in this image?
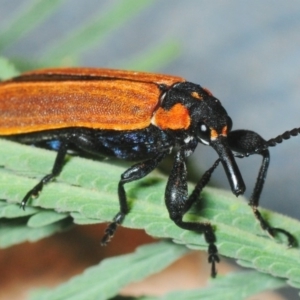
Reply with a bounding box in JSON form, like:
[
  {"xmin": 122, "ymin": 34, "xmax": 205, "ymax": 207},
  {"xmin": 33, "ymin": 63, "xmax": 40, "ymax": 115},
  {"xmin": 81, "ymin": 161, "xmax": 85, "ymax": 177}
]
[{"xmin": 0, "ymin": 67, "xmax": 298, "ymax": 277}]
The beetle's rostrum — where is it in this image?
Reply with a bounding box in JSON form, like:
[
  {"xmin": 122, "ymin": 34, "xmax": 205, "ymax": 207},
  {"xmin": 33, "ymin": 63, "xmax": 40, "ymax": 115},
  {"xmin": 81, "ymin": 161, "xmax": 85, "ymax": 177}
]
[{"xmin": 0, "ymin": 67, "xmax": 298, "ymax": 277}]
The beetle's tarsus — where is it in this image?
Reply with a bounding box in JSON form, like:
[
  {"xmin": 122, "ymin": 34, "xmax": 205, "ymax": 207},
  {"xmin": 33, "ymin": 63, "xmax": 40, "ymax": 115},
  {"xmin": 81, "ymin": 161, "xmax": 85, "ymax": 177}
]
[
  {"xmin": 267, "ymin": 227, "xmax": 296, "ymax": 248},
  {"xmin": 101, "ymin": 212, "xmax": 125, "ymax": 246},
  {"xmin": 251, "ymin": 205, "xmax": 296, "ymax": 247},
  {"xmin": 208, "ymin": 244, "xmax": 220, "ymax": 278}
]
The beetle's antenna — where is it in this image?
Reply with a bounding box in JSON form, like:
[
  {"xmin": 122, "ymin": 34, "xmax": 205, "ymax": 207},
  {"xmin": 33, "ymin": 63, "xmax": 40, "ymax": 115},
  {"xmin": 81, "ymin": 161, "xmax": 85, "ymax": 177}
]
[{"xmin": 266, "ymin": 128, "xmax": 300, "ymax": 148}]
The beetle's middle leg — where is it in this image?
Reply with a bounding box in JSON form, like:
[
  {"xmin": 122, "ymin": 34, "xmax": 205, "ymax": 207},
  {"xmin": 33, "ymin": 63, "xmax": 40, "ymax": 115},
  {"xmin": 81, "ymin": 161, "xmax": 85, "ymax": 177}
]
[{"xmin": 101, "ymin": 152, "xmax": 167, "ymax": 245}]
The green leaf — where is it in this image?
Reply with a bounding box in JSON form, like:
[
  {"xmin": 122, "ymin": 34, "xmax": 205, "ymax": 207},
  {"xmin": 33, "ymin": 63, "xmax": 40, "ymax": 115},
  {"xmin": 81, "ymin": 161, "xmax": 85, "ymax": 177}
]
[
  {"xmin": 0, "ymin": 139, "xmax": 299, "ymax": 288},
  {"xmin": 0, "ymin": 0, "xmax": 64, "ymax": 51},
  {"xmin": 143, "ymin": 271, "xmax": 286, "ymax": 300},
  {"xmin": 27, "ymin": 210, "xmax": 69, "ymax": 228},
  {"xmin": 29, "ymin": 241, "xmax": 189, "ymax": 300},
  {"xmin": 0, "ymin": 217, "xmax": 72, "ymax": 248},
  {"xmin": 0, "ymin": 202, "xmax": 38, "ymax": 218}
]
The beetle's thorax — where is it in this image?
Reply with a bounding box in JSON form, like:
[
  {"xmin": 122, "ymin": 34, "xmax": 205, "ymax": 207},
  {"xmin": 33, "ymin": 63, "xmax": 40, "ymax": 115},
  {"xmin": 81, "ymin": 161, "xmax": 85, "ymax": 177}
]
[{"xmin": 151, "ymin": 81, "xmax": 230, "ymax": 138}]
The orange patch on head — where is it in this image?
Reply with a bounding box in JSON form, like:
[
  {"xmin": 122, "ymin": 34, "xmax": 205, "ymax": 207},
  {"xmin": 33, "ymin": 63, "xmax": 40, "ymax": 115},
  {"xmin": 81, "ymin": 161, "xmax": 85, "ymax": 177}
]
[
  {"xmin": 221, "ymin": 125, "xmax": 228, "ymax": 136},
  {"xmin": 152, "ymin": 103, "xmax": 191, "ymax": 130},
  {"xmin": 210, "ymin": 129, "xmax": 218, "ymax": 140},
  {"xmin": 191, "ymin": 91, "xmax": 203, "ymax": 100}
]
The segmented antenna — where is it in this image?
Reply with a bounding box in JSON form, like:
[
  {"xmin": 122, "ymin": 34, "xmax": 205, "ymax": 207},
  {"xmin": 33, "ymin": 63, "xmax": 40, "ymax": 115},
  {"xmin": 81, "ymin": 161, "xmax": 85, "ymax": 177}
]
[{"xmin": 266, "ymin": 128, "xmax": 300, "ymax": 147}]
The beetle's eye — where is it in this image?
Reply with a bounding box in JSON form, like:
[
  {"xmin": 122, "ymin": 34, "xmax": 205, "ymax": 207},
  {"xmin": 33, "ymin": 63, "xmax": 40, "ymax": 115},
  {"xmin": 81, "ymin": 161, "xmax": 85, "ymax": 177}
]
[
  {"xmin": 197, "ymin": 122, "xmax": 210, "ymax": 145},
  {"xmin": 227, "ymin": 117, "xmax": 233, "ymax": 132}
]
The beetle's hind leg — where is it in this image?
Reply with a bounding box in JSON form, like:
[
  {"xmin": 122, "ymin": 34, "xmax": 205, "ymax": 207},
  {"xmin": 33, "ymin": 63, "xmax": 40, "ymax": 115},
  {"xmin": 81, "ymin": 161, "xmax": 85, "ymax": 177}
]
[
  {"xmin": 101, "ymin": 152, "xmax": 167, "ymax": 245},
  {"xmin": 20, "ymin": 141, "xmax": 68, "ymax": 209},
  {"xmin": 165, "ymin": 148, "xmax": 221, "ymax": 277}
]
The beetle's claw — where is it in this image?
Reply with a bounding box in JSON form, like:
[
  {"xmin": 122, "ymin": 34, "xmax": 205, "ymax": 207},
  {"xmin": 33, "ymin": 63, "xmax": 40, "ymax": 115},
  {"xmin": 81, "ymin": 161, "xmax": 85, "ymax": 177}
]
[
  {"xmin": 208, "ymin": 243, "xmax": 220, "ymax": 278},
  {"xmin": 101, "ymin": 222, "xmax": 118, "ymax": 246}
]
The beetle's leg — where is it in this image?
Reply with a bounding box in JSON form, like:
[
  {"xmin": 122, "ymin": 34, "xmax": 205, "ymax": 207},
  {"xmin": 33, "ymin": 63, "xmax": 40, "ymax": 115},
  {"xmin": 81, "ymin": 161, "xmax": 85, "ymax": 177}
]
[
  {"xmin": 101, "ymin": 152, "xmax": 168, "ymax": 245},
  {"xmin": 228, "ymin": 130, "xmax": 295, "ymax": 247},
  {"xmin": 20, "ymin": 141, "xmax": 68, "ymax": 209},
  {"xmin": 166, "ymin": 148, "xmax": 221, "ymax": 277}
]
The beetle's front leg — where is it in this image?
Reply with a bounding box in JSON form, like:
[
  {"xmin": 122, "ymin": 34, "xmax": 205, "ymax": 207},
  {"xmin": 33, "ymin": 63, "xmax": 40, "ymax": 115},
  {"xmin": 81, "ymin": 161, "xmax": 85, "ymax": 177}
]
[
  {"xmin": 228, "ymin": 130, "xmax": 295, "ymax": 246},
  {"xmin": 101, "ymin": 152, "xmax": 167, "ymax": 245},
  {"xmin": 165, "ymin": 148, "xmax": 220, "ymax": 277}
]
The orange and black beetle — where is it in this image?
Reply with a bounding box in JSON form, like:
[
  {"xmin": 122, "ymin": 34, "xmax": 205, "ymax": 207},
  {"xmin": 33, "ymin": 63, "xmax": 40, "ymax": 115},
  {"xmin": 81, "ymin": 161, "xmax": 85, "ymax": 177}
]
[{"xmin": 0, "ymin": 68, "xmax": 297, "ymax": 277}]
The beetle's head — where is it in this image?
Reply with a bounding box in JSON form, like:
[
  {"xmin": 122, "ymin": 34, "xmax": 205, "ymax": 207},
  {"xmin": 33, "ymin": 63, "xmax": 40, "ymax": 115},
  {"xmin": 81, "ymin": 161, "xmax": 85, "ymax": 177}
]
[
  {"xmin": 190, "ymin": 85, "xmax": 246, "ymax": 196},
  {"xmin": 159, "ymin": 81, "xmax": 245, "ymax": 196}
]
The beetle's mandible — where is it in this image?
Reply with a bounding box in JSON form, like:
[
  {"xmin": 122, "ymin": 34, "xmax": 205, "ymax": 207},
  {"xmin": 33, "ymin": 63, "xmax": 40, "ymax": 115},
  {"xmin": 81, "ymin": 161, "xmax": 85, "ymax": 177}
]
[{"xmin": 0, "ymin": 67, "xmax": 298, "ymax": 277}]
